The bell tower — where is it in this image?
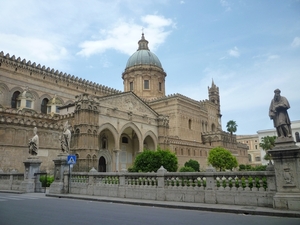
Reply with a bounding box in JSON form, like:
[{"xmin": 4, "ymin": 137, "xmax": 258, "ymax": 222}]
[{"xmin": 208, "ymin": 79, "xmax": 222, "ymax": 130}]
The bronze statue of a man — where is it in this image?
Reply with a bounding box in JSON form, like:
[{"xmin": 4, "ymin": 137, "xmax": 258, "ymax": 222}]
[{"xmin": 269, "ymin": 89, "xmax": 292, "ymax": 138}]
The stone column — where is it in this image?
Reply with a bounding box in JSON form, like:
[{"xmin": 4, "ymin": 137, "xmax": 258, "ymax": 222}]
[
  {"xmin": 156, "ymin": 166, "xmax": 167, "ymax": 200},
  {"xmin": 49, "ymin": 153, "xmax": 69, "ymax": 194},
  {"xmin": 114, "ymin": 150, "xmax": 120, "ymax": 172},
  {"xmin": 20, "ymin": 156, "xmax": 42, "ymax": 193},
  {"xmin": 268, "ymin": 137, "xmax": 300, "ymax": 210}
]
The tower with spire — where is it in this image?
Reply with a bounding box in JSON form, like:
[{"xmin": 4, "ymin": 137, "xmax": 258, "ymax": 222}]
[{"xmin": 208, "ymin": 79, "xmax": 222, "ymax": 130}]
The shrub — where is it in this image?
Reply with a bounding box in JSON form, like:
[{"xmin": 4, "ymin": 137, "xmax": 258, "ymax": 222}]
[
  {"xmin": 131, "ymin": 146, "xmax": 178, "ymax": 172},
  {"xmin": 253, "ymin": 165, "xmax": 267, "ymax": 171},
  {"xmin": 39, "ymin": 175, "xmax": 54, "ymax": 187},
  {"xmin": 184, "ymin": 159, "xmax": 200, "ymax": 172},
  {"xmin": 239, "ymin": 164, "xmax": 246, "ymax": 171},
  {"xmin": 179, "ymin": 166, "xmax": 195, "ymax": 172}
]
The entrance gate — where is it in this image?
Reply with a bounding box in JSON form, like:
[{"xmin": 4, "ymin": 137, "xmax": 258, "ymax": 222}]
[
  {"xmin": 99, "ymin": 156, "xmax": 106, "ymax": 172},
  {"xmin": 34, "ymin": 172, "xmax": 47, "ymax": 193}
]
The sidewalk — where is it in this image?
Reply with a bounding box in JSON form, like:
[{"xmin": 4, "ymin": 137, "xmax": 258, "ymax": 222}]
[
  {"xmin": 45, "ymin": 192, "xmax": 300, "ymax": 218},
  {"xmin": 1, "ymin": 189, "xmax": 299, "ymax": 218}
]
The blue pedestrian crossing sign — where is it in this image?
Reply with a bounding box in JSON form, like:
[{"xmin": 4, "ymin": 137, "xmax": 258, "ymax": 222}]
[{"xmin": 67, "ymin": 155, "xmax": 76, "ymax": 165}]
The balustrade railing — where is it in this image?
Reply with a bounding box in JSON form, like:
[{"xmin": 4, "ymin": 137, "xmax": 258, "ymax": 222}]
[
  {"xmin": 0, "ymin": 172, "xmax": 24, "ymax": 190},
  {"xmin": 68, "ymin": 170, "xmax": 275, "ymax": 192}
]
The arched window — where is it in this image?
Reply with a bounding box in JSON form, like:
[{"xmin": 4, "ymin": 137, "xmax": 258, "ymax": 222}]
[
  {"xmin": 11, "ymin": 91, "xmax": 20, "ymax": 108},
  {"xmin": 295, "ymin": 132, "xmax": 300, "ymax": 142},
  {"xmin": 41, "ymin": 98, "xmax": 49, "ymax": 114},
  {"xmin": 144, "ymin": 80, "xmax": 149, "ymax": 89},
  {"xmin": 211, "ymin": 123, "xmax": 215, "ymax": 132},
  {"xmin": 188, "ymin": 119, "xmax": 192, "ymax": 129},
  {"xmin": 130, "ymin": 82, "xmax": 134, "ymax": 91},
  {"xmin": 122, "ymin": 137, "xmax": 128, "ymax": 144},
  {"xmin": 102, "ymin": 137, "xmax": 107, "ymax": 149},
  {"xmin": 248, "ymin": 154, "xmax": 252, "ymax": 162}
]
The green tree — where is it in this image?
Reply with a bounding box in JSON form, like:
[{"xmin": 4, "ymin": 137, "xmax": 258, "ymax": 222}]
[
  {"xmin": 208, "ymin": 146, "xmax": 238, "ymax": 171},
  {"xmin": 130, "ymin": 146, "xmax": 178, "ymax": 172},
  {"xmin": 226, "ymin": 120, "xmax": 238, "ymax": 135},
  {"xmin": 184, "ymin": 159, "xmax": 200, "ymax": 172},
  {"xmin": 259, "ymin": 136, "xmax": 276, "ymax": 164}
]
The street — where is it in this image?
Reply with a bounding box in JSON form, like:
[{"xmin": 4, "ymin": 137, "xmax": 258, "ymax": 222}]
[{"xmin": 0, "ymin": 193, "xmax": 299, "ymax": 225}]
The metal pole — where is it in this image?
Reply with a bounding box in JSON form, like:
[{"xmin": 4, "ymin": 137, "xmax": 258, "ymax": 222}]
[{"xmin": 68, "ymin": 164, "xmax": 70, "ymax": 193}]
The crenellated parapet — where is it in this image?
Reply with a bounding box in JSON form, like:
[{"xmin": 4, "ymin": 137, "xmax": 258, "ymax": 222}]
[
  {"xmin": 149, "ymin": 93, "xmax": 207, "ymax": 111},
  {"xmin": 0, "ymin": 107, "xmax": 74, "ymax": 130},
  {"xmin": 0, "ymin": 51, "xmax": 121, "ymax": 96}
]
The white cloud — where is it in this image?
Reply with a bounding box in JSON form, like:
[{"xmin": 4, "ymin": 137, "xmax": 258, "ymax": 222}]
[
  {"xmin": 77, "ymin": 15, "xmax": 174, "ymax": 57},
  {"xmin": 220, "ymin": 0, "xmax": 231, "ymax": 11},
  {"xmin": 0, "ymin": 33, "xmax": 70, "ymax": 68},
  {"xmin": 291, "ymin": 37, "xmax": 300, "ymax": 48},
  {"xmin": 228, "ymin": 46, "xmax": 240, "ymax": 58},
  {"xmin": 180, "ymin": 1, "xmax": 185, "ymax": 4},
  {"xmin": 267, "ymin": 54, "xmax": 279, "ymax": 61}
]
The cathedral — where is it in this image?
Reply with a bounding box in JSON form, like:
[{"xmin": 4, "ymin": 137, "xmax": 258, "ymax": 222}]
[{"xmin": 0, "ymin": 34, "xmax": 248, "ymax": 173}]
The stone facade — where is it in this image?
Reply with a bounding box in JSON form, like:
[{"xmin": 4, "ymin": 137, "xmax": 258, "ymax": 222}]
[
  {"xmin": 0, "ymin": 34, "xmax": 248, "ymax": 173},
  {"xmin": 237, "ymin": 134, "xmax": 262, "ymax": 166}
]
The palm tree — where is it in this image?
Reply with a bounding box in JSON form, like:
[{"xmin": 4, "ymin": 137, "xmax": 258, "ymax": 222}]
[
  {"xmin": 226, "ymin": 120, "xmax": 238, "ymax": 135},
  {"xmin": 259, "ymin": 136, "xmax": 276, "ymax": 165}
]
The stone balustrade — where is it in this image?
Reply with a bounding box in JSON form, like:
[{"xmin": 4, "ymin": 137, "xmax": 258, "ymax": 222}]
[
  {"xmin": 0, "ymin": 172, "xmax": 24, "ymax": 191},
  {"xmin": 67, "ymin": 170, "xmax": 276, "ymax": 207}
]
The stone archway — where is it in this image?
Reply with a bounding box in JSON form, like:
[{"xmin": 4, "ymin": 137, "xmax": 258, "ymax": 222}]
[
  {"xmin": 98, "ymin": 156, "xmax": 106, "ymax": 172},
  {"xmin": 119, "ymin": 123, "xmax": 142, "ymax": 171},
  {"xmin": 98, "ymin": 124, "xmax": 118, "ymax": 172},
  {"xmin": 143, "ymin": 131, "xmax": 157, "ymax": 150}
]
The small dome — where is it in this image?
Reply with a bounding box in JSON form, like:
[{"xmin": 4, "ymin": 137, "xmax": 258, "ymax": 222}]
[
  {"xmin": 126, "ymin": 50, "xmax": 162, "ymax": 69},
  {"xmin": 125, "ymin": 33, "xmax": 163, "ymax": 70}
]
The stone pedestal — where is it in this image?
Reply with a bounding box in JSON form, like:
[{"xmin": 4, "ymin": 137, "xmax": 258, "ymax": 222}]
[
  {"xmin": 268, "ymin": 137, "xmax": 300, "ymax": 210},
  {"xmin": 49, "ymin": 153, "xmax": 69, "ymax": 194},
  {"xmin": 20, "ymin": 156, "xmax": 42, "ymax": 193}
]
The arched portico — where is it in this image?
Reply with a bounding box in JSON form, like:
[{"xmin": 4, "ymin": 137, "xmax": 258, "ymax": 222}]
[
  {"xmin": 118, "ymin": 123, "xmax": 143, "ymax": 171},
  {"xmin": 98, "ymin": 123, "xmax": 118, "ymax": 172},
  {"xmin": 143, "ymin": 131, "xmax": 157, "ymax": 150}
]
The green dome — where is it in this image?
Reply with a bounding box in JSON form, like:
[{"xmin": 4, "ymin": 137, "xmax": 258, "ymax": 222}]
[
  {"xmin": 125, "ymin": 33, "xmax": 163, "ymax": 70},
  {"xmin": 126, "ymin": 50, "xmax": 162, "ymax": 69}
]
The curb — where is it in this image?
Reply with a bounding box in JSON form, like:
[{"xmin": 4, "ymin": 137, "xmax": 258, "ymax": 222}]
[{"xmin": 46, "ymin": 193, "xmax": 300, "ymax": 218}]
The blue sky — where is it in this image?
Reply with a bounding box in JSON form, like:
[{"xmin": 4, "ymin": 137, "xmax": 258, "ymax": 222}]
[{"xmin": 1, "ymin": 0, "xmax": 299, "ymax": 135}]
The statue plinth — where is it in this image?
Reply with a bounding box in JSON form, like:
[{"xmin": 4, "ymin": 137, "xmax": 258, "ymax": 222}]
[
  {"xmin": 268, "ymin": 138, "xmax": 300, "ymax": 210},
  {"xmin": 49, "ymin": 152, "xmax": 69, "ymax": 194},
  {"xmin": 20, "ymin": 156, "xmax": 42, "ymax": 193}
]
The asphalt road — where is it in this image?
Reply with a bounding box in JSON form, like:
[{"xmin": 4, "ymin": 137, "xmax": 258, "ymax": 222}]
[{"xmin": 0, "ymin": 193, "xmax": 299, "ymax": 225}]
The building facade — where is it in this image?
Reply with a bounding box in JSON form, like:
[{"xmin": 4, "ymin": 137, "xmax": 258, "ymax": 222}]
[
  {"xmin": 0, "ymin": 34, "xmax": 248, "ymax": 173},
  {"xmin": 236, "ymin": 135, "xmax": 262, "ymax": 166},
  {"xmin": 257, "ymin": 120, "xmax": 300, "ymax": 165}
]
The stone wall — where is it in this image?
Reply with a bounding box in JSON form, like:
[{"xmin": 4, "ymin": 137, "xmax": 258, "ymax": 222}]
[{"xmin": 0, "ymin": 108, "xmax": 72, "ymax": 173}]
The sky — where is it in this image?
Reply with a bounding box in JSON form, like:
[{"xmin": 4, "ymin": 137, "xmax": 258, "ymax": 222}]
[{"xmin": 0, "ymin": 0, "xmax": 299, "ymax": 135}]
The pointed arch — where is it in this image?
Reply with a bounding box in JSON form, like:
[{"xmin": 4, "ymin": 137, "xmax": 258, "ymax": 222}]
[
  {"xmin": 98, "ymin": 150, "xmax": 112, "ymax": 172},
  {"xmin": 98, "ymin": 123, "xmax": 118, "ymax": 149},
  {"xmin": 120, "ymin": 122, "xmax": 143, "ymax": 152},
  {"xmin": 143, "ymin": 130, "xmax": 157, "ymax": 151}
]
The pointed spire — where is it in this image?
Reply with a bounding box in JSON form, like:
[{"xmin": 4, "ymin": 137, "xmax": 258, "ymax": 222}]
[{"xmin": 138, "ymin": 33, "xmax": 149, "ymax": 51}]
